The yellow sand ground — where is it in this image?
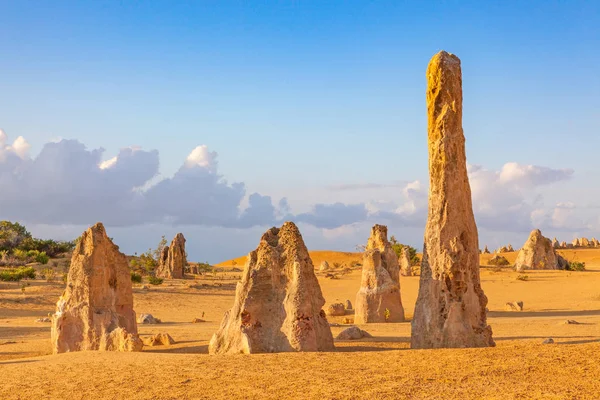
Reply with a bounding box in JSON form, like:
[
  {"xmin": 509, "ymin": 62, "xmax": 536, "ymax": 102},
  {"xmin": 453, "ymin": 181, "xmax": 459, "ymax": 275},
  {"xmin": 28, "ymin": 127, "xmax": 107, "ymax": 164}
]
[{"xmin": 1, "ymin": 249, "xmax": 600, "ymax": 399}]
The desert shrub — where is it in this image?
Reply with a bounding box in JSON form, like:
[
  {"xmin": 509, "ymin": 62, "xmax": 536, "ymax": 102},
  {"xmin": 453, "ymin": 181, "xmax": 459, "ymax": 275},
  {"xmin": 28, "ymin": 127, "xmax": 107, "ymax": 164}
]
[
  {"xmin": 0, "ymin": 221, "xmax": 31, "ymax": 251},
  {"xmin": 0, "ymin": 266, "xmax": 36, "ymax": 281},
  {"xmin": 35, "ymin": 252, "xmax": 49, "ymax": 265},
  {"xmin": 13, "ymin": 249, "xmax": 30, "ymax": 261},
  {"xmin": 566, "ymin": 261, "xmax": 585, "ymax": 271},
  {"xmin": 197, "ymin": 262, "xmax": 213, "ymax": 273},
  {"xmin": 148, "ymin": 276, "xmax": 164, "ymax": 285},
  {"xmin": 131, "ymin": 272, "xmax": 143, "ymax": 283},
  {"xmin": 516, "ymin": 274, "xmax": 529, "ymax": 281},
  {"xmin": 389, "ymin": 236, "xmax": 420, "ymax": 265},
  {"xmin": 41, "ymin": 268, "xmax": 56, "ymax": 282},
  {"xmin": 488, "ymin": 255, "xmax": 510, "ymax": 266}
]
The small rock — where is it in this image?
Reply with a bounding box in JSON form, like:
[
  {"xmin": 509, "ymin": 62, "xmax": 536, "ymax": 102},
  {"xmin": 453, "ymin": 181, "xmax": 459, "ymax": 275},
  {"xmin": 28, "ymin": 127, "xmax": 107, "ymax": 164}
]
[
  {"xmin": 140, "ymin": 285, "xmax": 149, "ymax": 290},
  {"xmin": 35, "ymin": 317, "xmax": 51, "ymax": 323},
  {"xmin": 319, "ymin": 261, "xmax": 330, "ymax": 272},
  {"xmin": 328, "ymin": 323, "xmax": 341, "ymax": 327},
  {"xmin": 143, "ymin": 333, "xmax": 174, "ymax": 346},
  {"xmin": 345, "ymin": 300, "xmax": 353, "ymax": 310},
  {"xmin": 342, "ymin": 317, "xmax": 354, "ymax": 324},
  {"xmin": 564, "ymin": 320, "xmax": 581, "ymax": 325},
  {"xmin": 336, "ymin": 326, "xmax": 373, "ymax": 340},
  {"xmin": 327, "ymin": 303, "xmax": 346, "ymax": 316},
  {"xmin": 504, "ymin": 301, "xmax": 524, "ymax": 312},
  {"xmin": 191, "ymin": 318, "xmax": 206, "ymax": 323},
  {"xmin": 137, "ymin": 314, "xmax": 161, "ymax": 324},
  {"xmin": 542, "ymin": 338, "xmax": 555, "ymax": 344}
]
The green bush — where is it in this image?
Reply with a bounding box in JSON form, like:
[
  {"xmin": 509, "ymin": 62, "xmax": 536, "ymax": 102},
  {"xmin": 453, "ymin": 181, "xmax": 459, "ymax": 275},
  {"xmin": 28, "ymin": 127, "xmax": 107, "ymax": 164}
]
[
  {"xmin": 197, "ymin": 262, "xmax": 213, "ymax": 273},
  {"xmin": 566, "ymin": 261, "xmax": 585, "ymax": 271},
  {"xmin": 131, "ymin": 272, "xmax": 143, "ymax": 283},
  {"xmin": 13, "ymin": 249, "xmax": 29, "ymax": 261},
  {"xmin": 148, "ymin": 276, "xmax": 163, "ymax": 285},
  {"xmin": 0, "ymin": 266, "xmax": 36, "ymax": 281},
  {"xmin": 389, "ymin": 236, "xmax": 420, "ymax": 266},
  {"xmin": 35, "ymin": 252, "xmax": 49, "ymax": 265}
]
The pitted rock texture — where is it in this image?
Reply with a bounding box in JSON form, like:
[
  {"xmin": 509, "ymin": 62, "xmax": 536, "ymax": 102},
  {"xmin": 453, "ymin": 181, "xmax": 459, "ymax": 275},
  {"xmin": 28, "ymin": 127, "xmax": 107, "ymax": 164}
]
[
  {"xmin": 209, "ymin": 222, "xmax": 334, "ymax": 354},
  {"xmin": 411, "ymin": 51, "xmax": 494, "ymax": 349},
  {"xmin": 354, "ymin": 225, "xmax": 405, "ymax": 324},
  {"xmin": 515, "ymin": 229, "xmax": 564, "ymax": 271},
  {"xmin": 156, "ymin": 233, "xmax": 187, "ymax": 279},
  {"xmin": 51, "ymin": 223, "xmax": 141, "ymax": 353}
]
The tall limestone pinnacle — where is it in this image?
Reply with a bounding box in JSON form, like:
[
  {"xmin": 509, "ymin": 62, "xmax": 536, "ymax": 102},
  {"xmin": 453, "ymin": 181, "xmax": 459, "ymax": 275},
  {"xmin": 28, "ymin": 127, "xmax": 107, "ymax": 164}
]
[{"xmin": 411, "ymin": 51, "xmax": 494, "ymax": 349}]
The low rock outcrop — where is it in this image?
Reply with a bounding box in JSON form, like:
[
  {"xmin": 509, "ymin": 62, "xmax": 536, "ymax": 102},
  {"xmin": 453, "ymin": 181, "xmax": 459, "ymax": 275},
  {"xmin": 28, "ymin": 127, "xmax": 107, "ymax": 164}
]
[
  {"xmin": 209, "ymin": 222, "xmax": 334, "ymax": 354},
  {"xmin": 514, "ymin": 230, "xmax": 565, "ymax": 272},
  {"xmin": 504, "ymin": 301, "xmax": 524, "ymax": 312},
  {"xmin": 143, "ymin": 333, "xmax": 174, "ymax": 346},
  {"xmin": 336, "ymin": 327, "xmax": 373, "ymax": 340},
  {"xmin": 354, "ymin": 225, "xmax": 405, "ymax": 324},
  {"xmin": 319, "ymin": 261, "xmax": 330, "ymax": 271},
  {"xmin": 51, "ymin": 223, "xmax": 141, "ymax": 353}
]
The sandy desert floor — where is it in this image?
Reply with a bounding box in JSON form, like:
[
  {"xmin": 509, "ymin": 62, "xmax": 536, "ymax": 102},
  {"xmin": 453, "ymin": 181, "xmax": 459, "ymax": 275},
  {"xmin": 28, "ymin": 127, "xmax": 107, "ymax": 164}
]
[{"xmin": 1, "ymin": 249, "xmax": 600, "ymax": 399}]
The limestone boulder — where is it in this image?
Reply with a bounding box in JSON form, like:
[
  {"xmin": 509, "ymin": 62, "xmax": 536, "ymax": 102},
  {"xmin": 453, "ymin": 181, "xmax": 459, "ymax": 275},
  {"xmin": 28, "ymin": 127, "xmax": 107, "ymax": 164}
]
[
  {"xmin": 507, "ymin": 244, "xmax": 514, "ymax": 252},
  {"xmin": 411, "ymin": 51, "xmax": 494, "ymax": 349},
  {"xmin": 572, "ymin": 238, "xmax": 581, "ymax": 247},
  {"xmin": 580, "ymin": 238, "xmax": 590, "ymax": 247},
  {"xmin": 399, "ymin": 247, "xmax": 412, "ymax": 276},
  {"xmin": 209, "ymin": 222, "xmax": 334, "ymax": 354},
  {"xmin": 552, "ymin": 238, "xmax": 560, "ymax": 249},
  {"xmin": 483, "ymin": 246, "xmax": 490, "ymax": 254},
  {"xmin": 592, "ymin": 238, "xmax": 600, "ymax": 247},
  {"xmin": 354, "ymin": 225, "xmax": 405, "ymax": 324},
  {"xmin": 156, "ymin": 233, "xmax": 187, "ymax": 279},
  {"xmin": 143, "ymin": 333, "xmax": 174, "ymax": 346},
  {"xmin": 327, "ymin": 303, "xmax": 346, "ymax": 316},
  {"xmin": 51, "ymin": 223, "xmax": 141, "ymax": 353},
  {"xmin": 137, "ymin": 314, "xmax": 161, "ymax": 324},
  {"xmin": 345, "ymin": 300, "xmax": 353, "ymax": 310},
  {"xmin": 336, "ymin": 326, "xmax": 373, "ymax": 340},
  {"xmin": 319, "ymin": 261, "xmax": 330, "ymax": 272},
  {"xmin": 514, "ymin": 230, "xmax": 562, "ymax": 272}
]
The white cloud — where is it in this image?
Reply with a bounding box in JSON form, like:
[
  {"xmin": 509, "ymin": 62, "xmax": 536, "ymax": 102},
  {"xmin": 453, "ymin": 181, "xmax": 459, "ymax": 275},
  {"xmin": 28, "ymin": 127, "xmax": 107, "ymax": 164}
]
[{"xmin": 184, "ymin": 145, "xmax": 218, "ymax": 171}]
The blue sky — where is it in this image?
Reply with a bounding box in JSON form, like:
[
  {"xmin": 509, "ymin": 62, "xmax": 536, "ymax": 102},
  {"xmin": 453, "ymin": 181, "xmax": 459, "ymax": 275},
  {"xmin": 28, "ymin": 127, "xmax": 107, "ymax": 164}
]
[{"xmin": 1, "ymin": 1, "xmax": 599, "ymax": 262}]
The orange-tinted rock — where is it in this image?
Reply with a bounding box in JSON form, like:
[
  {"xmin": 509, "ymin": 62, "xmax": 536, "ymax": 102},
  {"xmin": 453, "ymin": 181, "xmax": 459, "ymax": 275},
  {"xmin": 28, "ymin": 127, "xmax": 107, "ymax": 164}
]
[
  {"xmin": 156, "ymin": 233, "xmax": 187, "ymax": 279},
  {"xmin": 209, "ymin": 222, "xmax": 334, "ymax": 354},
  {"xmin": 411, "ymin": 51, "xmax": 494, "ymax": 349},
  {"xmin": 515, "ymin": 229, "xmax": 563, "ymax": 271}
]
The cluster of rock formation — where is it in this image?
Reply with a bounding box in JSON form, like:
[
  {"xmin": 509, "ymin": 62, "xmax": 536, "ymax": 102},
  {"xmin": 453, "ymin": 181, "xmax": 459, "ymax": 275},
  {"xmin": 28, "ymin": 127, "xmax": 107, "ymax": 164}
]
[
  {"xmin": 496, "ymin": 244, "xmax": 515, "ymax": 253},
  {"xmin": 354, "ymin": 225, "xmax": 405, "ymax": 324},
  {"xmin": 553, "ymin": 237, "xmax": 600, "ymax": 249},
  {"xmin": 514, "ymin": 229, "xmax": 568, "ymax": 272},
  {"xmin": 209, "ymin": 222, "xmax": 334, "ymax": 354},
  {"xmin": 411, "ymin": 51, "xmax": 494, "ymax": 349},
  {"xmin": 155, "ymin": 233, "xmax": 187, "ymax": 279},
  {"xmin": 51, "ymin": 223, "xmax": 142, "ymax": 353}
]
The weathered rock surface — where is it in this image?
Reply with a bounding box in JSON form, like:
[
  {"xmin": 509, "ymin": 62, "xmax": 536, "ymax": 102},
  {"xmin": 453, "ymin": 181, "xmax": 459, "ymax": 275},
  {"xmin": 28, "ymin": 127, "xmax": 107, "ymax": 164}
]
[
  {"xmin": 483, "ymin": 246, "xmax": 490, "ymax": 254},
  {"xmin": 156, "ymin": 233, "xmax": 187, "ymax": 279},
  {"xmin": 507, "ymin": 244, "xmax": 514, "ymax": 252},
  {"xmin": 399, "ymin": 247, "xmax": 412, "ymax": 276},
  {"xmin": 411, "ymin": 51, "xmax": 494, "ymax": 349},
  {"xmin": 504, "ymin": 301, "xmax": 524, "ymax": 312},
  {"xmin": 51, "ymin": 223, "xmax": 141, "ymax": 353},
  {"xmin": 354, "ymin": 225, "xmax": 405, "ymax": 324},
  {"xmin": 345, "ymin": 300, "xmax": 353, "ymax": 310},
  {"xmin": 209, "ymin": 222, "xmax": 334, "ymax": 354},
  {"xmin": 143, "ymin": 333, "xmax": 174, "ymax": 346},
  {"xmin": 552, "ymin": 238, "xmax": 560, "ymax": 248},
  {"xmin": 137, "ymin": 314, "xmax": 161, "ymax": 324},
  {"xmin": 319, "ymin": 261, "xmax": 330, "ymax": 271},
  {"xmin": 336, "ymin": 326, "xmax": 373, "ymax": 340},
  {"xmin": 515, "ymin": 230, "xmax": 564, "ymax": 272},
  {"xmin": 327, "ymin": 303, "xmax": 346, "ymax": 316}
]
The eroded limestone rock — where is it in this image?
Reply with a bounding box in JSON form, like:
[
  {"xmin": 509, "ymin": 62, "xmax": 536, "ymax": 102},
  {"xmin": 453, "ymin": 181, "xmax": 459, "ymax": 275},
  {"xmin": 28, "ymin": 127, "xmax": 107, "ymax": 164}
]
[
  {"xmin": 51, "ymin": 223, "xmax": 141, "ymax": 353},
  {"xmin": 515, "ymin": 229, "xmax": 564, "ymax": 271},
  {"xmin": 354, "ymin": 225, "xmax": 405, "ymax": 324},
  {"xmin": 399, "ymin": 247, "xmax": 412, "ymax": 277},
  {"xmin": 209, "ymin": 222, "xmax": 334, "ymax": 354},
  {"xmin": 156, "ymin": 233, "xmax": 187, "ymax": 279},
  {"xmin": 411, "ymin": 51, "xmax": 494, "ymax": 349}
]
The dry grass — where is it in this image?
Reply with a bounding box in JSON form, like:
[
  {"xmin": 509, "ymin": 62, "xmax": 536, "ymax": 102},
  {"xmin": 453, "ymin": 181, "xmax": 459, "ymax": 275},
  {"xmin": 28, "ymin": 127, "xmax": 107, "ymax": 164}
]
[{"xmin": 1, "ymin": 249, "xmax": 600, "ymax": 399}]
